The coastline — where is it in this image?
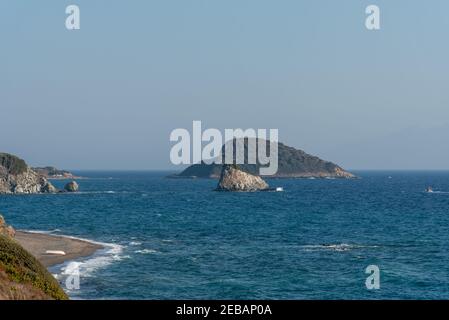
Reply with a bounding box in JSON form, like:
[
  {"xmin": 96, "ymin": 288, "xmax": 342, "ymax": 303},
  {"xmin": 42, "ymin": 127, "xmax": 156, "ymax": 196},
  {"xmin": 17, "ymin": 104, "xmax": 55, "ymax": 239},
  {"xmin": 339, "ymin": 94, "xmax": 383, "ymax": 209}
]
[
  {"xmin": 15, "ymin": 231, "xmax": 104, "ymax": 268},
  {"xmin": 46, "ymin": 176, "xmax": 87, "ymax": 180}
]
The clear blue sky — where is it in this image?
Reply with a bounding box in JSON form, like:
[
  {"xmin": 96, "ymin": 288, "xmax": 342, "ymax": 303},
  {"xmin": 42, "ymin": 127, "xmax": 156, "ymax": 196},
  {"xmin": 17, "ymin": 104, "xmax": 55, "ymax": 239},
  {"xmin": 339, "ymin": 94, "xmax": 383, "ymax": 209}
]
[{"xmin": 1, "ymin": 1, "xmax": 449, "ymax": 170}]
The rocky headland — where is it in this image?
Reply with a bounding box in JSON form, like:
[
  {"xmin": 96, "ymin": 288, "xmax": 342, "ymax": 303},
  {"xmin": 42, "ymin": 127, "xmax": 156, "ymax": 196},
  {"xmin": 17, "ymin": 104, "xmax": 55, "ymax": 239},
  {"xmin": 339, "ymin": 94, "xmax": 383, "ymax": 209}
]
[
  {"xmin": 0, "ymin": 153, "xmax": 80, "ymax": 194},
  {"xmin": 0, "ymin": 153, "xmax": 57, "ymax": 194},
  {"xmin": 32, "ymin": 166, "xmax": 82, "ymax": 180}
]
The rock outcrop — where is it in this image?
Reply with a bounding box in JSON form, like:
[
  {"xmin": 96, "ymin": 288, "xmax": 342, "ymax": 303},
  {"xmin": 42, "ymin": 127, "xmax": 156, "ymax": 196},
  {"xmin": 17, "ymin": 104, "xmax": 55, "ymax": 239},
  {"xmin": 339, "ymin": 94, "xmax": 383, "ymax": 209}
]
[
  {"xmin": 64, "ymin": 181, "xmax": 79, "ymax": 192},
  {"xmin": 0, "ymin": 153, "xmax": 57, "ymax": 194},
  {"xmin": 42, "ymin": 182, "xmax": 58, "ymax": 193},
  {"xmin": 216, "ymin": 165, "xmax": 269, "ymax": 192},
  {"xmin": 0, "ymin": 215, "xmax": 68, "ymax": 300},
  {"xmin": 0, "ymin": 215, "xmax": 15, "ymax": 238},
  {"xmin": 173, "ymin": 140, "xmax": 355, "ymax": 179}
]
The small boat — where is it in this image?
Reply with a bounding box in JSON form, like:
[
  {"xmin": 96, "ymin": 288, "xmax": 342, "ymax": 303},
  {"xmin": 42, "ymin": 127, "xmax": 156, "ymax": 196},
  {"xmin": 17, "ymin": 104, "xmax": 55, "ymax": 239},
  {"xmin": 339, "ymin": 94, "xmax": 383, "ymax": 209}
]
[
  {"xmin": 426, "ymin": 186, "xmax": 434, "ymax": 193},
  {"xmin": 45, "ymin": 250, "xmax": 66, "ymax": 256},
  {"xmin": 275, "ymin": 187, "xmax": 284, "ymax": 192}
]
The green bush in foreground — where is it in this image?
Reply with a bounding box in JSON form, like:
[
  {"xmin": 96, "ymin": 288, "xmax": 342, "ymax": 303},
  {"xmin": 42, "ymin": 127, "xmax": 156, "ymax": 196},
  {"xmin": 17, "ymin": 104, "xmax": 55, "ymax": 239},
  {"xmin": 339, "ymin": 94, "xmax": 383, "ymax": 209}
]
[{"xmin": 0, "ymin": 235, "xmax": 68, "ymax": 300}]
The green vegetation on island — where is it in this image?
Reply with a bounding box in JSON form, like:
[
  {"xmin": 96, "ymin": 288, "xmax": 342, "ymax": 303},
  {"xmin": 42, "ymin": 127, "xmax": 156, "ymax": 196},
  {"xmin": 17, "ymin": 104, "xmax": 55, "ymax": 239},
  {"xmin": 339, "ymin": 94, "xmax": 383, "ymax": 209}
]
[
  {"xmin": 174, "ymin": 140, "xmax": 355, "ymax": 179},
  {"xmin": 0, "ymin": 153, "xmax": 27, "ymax": 176}
]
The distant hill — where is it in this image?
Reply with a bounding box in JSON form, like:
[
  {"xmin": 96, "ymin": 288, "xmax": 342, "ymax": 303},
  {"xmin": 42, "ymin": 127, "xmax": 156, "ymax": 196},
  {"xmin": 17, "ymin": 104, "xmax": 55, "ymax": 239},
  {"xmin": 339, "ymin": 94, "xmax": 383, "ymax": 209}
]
[
  {"xmin": 173, "ymin": 140, "xmax": 355, "ymax": 179},
  {"xmin": 32, "ymin": 166, "xmax": 79, "ymax": 180}
]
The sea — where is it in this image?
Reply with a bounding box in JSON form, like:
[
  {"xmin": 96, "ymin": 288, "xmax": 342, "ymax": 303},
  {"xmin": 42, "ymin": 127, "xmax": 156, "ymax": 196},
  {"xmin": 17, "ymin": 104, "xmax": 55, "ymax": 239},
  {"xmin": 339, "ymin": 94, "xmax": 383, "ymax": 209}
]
[{"xmin": 1, "ymin": 170, "xmax": 449, "ymax": 299}]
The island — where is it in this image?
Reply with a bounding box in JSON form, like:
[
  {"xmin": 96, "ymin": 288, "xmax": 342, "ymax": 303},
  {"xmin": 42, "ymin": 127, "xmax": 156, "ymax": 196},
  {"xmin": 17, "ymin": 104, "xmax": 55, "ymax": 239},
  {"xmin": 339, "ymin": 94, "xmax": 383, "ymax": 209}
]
[
  {"xmin": 171, "ymin": 140, "xmax": 355, "ymax": 179},
  {"xmin": 32, "ymin": 166, "xmax": 82, "ymax": 180}
]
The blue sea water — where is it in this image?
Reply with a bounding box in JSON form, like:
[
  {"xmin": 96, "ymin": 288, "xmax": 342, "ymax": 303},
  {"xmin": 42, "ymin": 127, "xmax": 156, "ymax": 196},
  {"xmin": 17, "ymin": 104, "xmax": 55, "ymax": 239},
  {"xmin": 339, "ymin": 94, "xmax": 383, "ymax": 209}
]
[{"xmin": 1, "ymin": 171, "xmax": 449, "ymax": 299}]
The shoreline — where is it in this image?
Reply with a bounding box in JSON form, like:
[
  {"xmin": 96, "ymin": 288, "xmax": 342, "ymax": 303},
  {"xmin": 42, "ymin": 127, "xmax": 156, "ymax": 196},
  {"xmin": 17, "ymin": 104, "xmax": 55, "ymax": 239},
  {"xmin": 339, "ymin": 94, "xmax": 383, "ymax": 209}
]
[
  {"xmin": 14, "ymin": 231, "xmax": 104, "ymax": 268},
  {"xmin": 46, "ymin": 176, "xmax": 87, "ymax": 180}
]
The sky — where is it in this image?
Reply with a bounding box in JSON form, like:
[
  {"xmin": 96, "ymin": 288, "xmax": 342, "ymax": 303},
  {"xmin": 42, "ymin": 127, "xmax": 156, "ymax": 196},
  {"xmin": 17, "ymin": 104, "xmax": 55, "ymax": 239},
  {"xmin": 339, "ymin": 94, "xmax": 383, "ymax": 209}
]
[{"xmin": 1, "ymin": 0, "xmax": 449, "ymax": 170}]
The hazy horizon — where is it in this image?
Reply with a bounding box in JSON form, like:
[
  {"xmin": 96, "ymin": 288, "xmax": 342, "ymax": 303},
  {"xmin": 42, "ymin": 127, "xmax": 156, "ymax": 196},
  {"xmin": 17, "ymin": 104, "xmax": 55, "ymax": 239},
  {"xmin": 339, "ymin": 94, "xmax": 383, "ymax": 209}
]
[{"xmin": 2, "ymin": 0, "xmax": 449, "ymax": 170}]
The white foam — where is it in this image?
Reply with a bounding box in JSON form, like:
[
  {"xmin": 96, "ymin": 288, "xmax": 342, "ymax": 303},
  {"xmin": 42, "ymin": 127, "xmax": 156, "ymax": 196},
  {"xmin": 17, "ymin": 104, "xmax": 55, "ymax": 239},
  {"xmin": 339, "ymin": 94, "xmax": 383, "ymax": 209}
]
[
  {"xmin": 22, "ymin": 229, "xmax": 61, "ymax": 234},
  {"xmin": 301, "ymin": 243, "xmax": 379, "ymax": 252},
  {"xmin": 57, "ymin": 190, "xmax": 138, "ymax": 195},
  {"xmin": 134, "ymin": 249, "xmax": 158, "ymax": 254},
  {"xmin": 64, "ymin": 191, "xmax": 118, "ymax": 195},
  {"xmin": 81, "ymin": 246, "xmax": 121, "ymax": 275},
  {"xmin": 27, "ymin": 230, "xmax": 125, "ymax": 278},
  {"xmin": 129, "ymin": 241, "xmax": 142, "ymax": 246},
  {"xmin": 60, "ymin": 261, "xmax": 82, "ymax": 276},
  {"xmin": 54, "ymin": 243, "xmax": 125, "ymax": 282}
]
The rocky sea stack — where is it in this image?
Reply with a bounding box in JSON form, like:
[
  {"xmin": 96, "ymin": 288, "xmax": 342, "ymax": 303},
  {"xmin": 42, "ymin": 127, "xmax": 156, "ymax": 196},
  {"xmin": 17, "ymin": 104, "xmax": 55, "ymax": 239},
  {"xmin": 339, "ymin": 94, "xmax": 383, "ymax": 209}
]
[
  {"xmin": 0, "ymin": 153, "xmax": 57, "ymax": 194},
  {"xmin": 64, "ymin": 181, "xmax": 79, "ymax": 192},
  {"xmin": 216, "ymin": 165, "xmax": 269, "ymax": 192}
]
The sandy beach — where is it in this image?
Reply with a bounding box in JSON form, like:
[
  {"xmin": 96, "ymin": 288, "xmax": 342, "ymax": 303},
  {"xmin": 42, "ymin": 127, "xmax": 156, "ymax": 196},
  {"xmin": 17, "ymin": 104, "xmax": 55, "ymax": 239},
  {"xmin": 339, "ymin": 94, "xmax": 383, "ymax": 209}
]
[{"xmin": 15, "ymin": 231, "xmax": 103, "ymax": 267}]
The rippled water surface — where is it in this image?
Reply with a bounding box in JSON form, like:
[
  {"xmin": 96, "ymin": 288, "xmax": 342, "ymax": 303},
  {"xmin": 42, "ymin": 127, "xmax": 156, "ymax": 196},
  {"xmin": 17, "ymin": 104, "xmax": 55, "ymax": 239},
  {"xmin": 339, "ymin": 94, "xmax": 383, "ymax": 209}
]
[{"xmin": 2, "ymin": 171, "xmax": 449, "ymax": 299}]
